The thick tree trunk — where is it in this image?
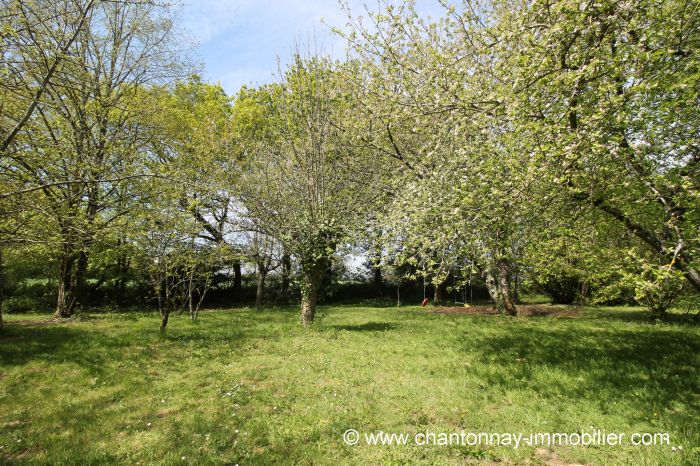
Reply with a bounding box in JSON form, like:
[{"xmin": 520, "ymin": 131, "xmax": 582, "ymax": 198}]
[
  {"xmin": 484, "ymin": 269, "xmax": 499, "ymax": 305},
  {"xmin": 497, "ymin": 260, "xmax": 517, "ymax": 316},
  {"xmin": 54, "ymin": 244, "xmax": 75, "ymax": 318},
  {"xmin": 281, "ymin": 253, "xmax": 291, "ymax": 294},
  {"xmin": 373, "ymin": 266, "xmax": 383, "ymax": 287},
  {"xmin": 483, "ymin": 260, "xmax": 517, "ymax": 316},
  {"xmin": 300, "ymin": 260, "xmax": 323, "ymax": 325},
  {"xmin": 232, "ymin": 260, "xmax": 242, "ymax": 291},
  {"xmin": 256, "ymin": 267, "xmax": 267, "ymax": 309},
  {"xmin": 434, "ymin": 281, "xmax": 445, "ymax": 305}
]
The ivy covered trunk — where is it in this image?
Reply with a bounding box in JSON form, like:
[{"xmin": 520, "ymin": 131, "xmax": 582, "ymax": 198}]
[
  {"xmin": 300, "ymin": 259, "xmax": 324, "ymax": 325},
  {"xmin": 483, "ymin": 259, "xmax": 517, "ymax": 316}
]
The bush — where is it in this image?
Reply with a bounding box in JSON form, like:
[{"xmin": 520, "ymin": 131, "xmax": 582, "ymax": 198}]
[
  {"xmin": 538, "ymin": 273, "xmax": 581, "ymax": 304},
  {"xmin": 3, "ymin": 296, "xmax": 43, "ymax": 313}
]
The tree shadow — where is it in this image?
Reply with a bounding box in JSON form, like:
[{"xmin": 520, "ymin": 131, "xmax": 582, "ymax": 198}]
[
  {"xmin": 331, "ymin": 322, "xmax": 396, "ymax": 332},
  {"xmin": 462, "ymin": 324, "xmax": 699, "ymax": 423},
  {"xmin": 0, "ymin": 325, "xmax": 117, "ymax": 376},
  {"xmin": 587, "ymin": 308, "xmax": 700, "ymax": 325}
]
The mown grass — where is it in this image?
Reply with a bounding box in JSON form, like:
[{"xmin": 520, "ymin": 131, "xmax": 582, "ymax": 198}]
[{"xmin": 0, "ymin": 304, "xmax": 698, "ymax": 465}]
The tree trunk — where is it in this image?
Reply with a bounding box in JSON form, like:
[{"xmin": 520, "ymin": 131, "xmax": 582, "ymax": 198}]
[
  {"xmin": 370, "ymin": 247, "xmax": 384, "ymax": 297},
  {"xmin": 160, "ymin": 309, "xmax": 169, "ymax": 332},
  {"xmin": 256, "ymin": 265, "xmax": 267, "ymax": 309},
  {"xmin": 373, "ymin": 265, "xmax": 383, "ymax": 287},
  {"xmin": 157, "ymin": 277, "xmax": 170, "ymax": 332},
  {"xmin": 74, "ymin": 249, "xmax": 89, "ymax": 309},
  {"xmin": 497, "ymin": 260, "xmax": 517, "ymax": 316},
  {"xmin": 434, "ymin": 280, "xmax": 445, "ymax": 305},
  {"xmin": 232, "ymin": 260, "xmax": 242, "ymax": 291},
  {"xmin": 116, "ymin": 253, "xmax": 128, "ymax": 305},
  {"xmin": 300, "ymin": 260, "xmax": 323, "ymax": 325},
  {"xmin": 483, "ymin": 260, "xmax": 517, "ymax": 316},
  {"xmin": 484, "ymin": 269, "xmax": 499, "ymax": 306},
  {"xmin": 281, "ymin": 253, "xmax": 291, "ymax": 294},
  {"xmin": 54, "ymin": 244, "xmax": 75, "ymax": 318},
  {"xmin": 512, "ymin": 269, "xmax": 520, "ymax": 304},
  {"xmin": 188, "ymin": 271, "xmax": 196, "ymax": 321}
]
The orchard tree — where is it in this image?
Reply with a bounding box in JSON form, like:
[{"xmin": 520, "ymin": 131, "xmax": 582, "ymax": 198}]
[
  {"xmin": 502, "ymin": 0, "xmax": 700, "ymax": 314},
  {"xmin": 131, "ymin": 166, "xmax": 228, "ymax": 330},
  {"xmin": 147, "ymin": 75, "xmax": 250, "ymax": 296},
  {"xmin": 241, "ymin": 231, "xmax": 282, "ymax": 309},
  {"xmin": 339, "ymin": 1, "xmax": 536, "ymax": 315},
  {"xmin": 239, "ymin": 54, "xmax": 384, "ymax": 324}
]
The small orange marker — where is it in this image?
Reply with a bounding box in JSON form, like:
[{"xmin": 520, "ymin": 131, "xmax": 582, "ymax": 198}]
[{"xmin": 421, "ymin": 298, "xmax": 429, "ymax": 307}]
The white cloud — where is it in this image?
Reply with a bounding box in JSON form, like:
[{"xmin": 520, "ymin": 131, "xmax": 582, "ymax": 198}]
[
  {"xmin": 179, "ymin": 0, "xmax": 449, "ymax": 94},
  {"xmin": 180, "ymin": 0, "xmax": 257, "ymax": 43}
]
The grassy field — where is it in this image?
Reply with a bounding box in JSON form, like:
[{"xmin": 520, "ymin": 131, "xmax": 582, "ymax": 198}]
[{"xmin": 0, "ymin": 304, "xmax": 698, "ymax": 465}]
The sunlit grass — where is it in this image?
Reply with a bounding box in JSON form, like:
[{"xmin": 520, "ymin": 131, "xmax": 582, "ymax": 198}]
[{"xmin": 1, "ymin": 305, "xmax": 698, "ymax": 465}]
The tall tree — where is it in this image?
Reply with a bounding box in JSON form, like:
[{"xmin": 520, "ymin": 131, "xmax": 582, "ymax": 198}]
[
  {"xmin": 1, "ymin": 0, "xmax": 186, "ymax": 317},
  {"xmin": 340, "ymin": 1, "xmax": 533, "ymax": 314},
  {"xmin": 503, "ymin": 0, "xmax": 700, "ymax": 311},
  {"xmin": 239, "ymin": 55, "xmax": 383, "ymax": 324}
]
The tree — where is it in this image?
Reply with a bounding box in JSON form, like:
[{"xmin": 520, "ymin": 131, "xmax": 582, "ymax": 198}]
[
  {"xmin": 338, "ymin": 0, "xmax": 700, "ymax": 316},
  {"xmin": 148, "ymin": 75, "xmax": 247, "ymax": 300},
  {"xmin": 1, "ymin": 0, "xmax": 186, "ymax": 317},
  {"xmin": 239, "ymin": 54, "xmax": 384, "ymax": 324},
  {"xmin": 131, "ymin": 168, "xmax": 227, "ymax": 330},
  {"xmin": 242, "ymin": 231, "xmax": 282, "ymax": 309},
  {"xmin": 503, "ymin": 0, "xmax": 700, "ymax": 313},
  {"xmin": 340, "ymin": 1, "xmax": 535, "ymax": 315}
]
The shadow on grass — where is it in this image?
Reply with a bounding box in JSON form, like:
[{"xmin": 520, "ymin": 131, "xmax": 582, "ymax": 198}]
[
  {"xmin": 588, "ymin": 307, "xmax": 700, "ymax": 325},
  {"xmin": 0, "ymin": 325, "xmax": 118, "ymax": 374},
  {"xmin": 465, "ymin": 324, "xmax": 699, "ymax": 421},
  {"xmin": 331, "ymin": 322, "xmax": 396, "ymax": 332},
  {"xmin": 0, "ymin": 314, "xmax": 250, "ymax": 370}
]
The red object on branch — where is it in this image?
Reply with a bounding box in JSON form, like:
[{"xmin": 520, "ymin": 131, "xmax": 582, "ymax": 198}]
[{"xmin": 421, "ymin": 298, "xmax": 429, "ymax": 307}]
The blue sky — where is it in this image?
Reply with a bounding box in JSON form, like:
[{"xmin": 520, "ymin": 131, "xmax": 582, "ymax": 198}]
[{"xmin": 179, "ymin": 0, "xmax": 445, "ymax": 95}]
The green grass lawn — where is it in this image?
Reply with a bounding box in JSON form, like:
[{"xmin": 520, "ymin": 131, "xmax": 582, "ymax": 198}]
[{"xmin": 0, "ymin": 304, "xmax": 698, "ymax": 465}]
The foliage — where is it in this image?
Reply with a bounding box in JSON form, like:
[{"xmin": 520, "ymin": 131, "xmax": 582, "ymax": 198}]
[
  {"xmin": 238, "ymin": 54, "xmax": 385, "ymax": 323},
  {"xmin": 1, "ymin": 0, "xmax": 698, "ymax": 324}
]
